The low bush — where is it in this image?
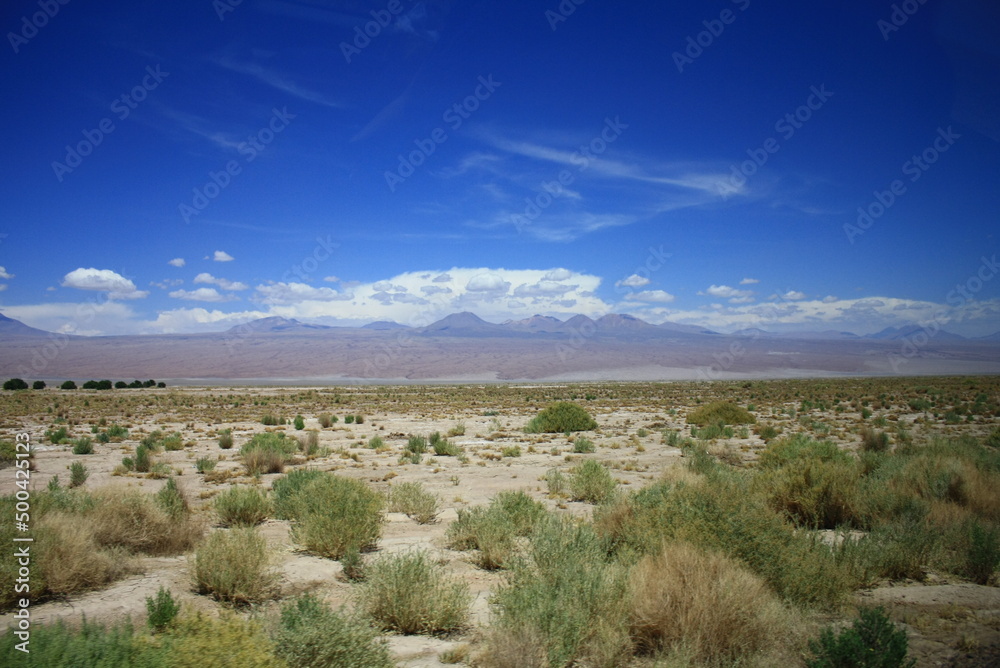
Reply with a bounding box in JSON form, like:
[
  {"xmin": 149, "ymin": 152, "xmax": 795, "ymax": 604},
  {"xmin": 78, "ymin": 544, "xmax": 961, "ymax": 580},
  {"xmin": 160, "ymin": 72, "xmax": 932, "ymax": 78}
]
[
  {"xmin": 241, "ymin": 432, "xmax": 297, "ymax": 475},
  {"xmin": 431, "ymin": 433, "xmax": 461, "ymax": 456},
  {"xmin": 447, "ymin": 491, "xmax": 548, "ymax": 570},
  {"xmin": 806, "ymin": 606, "xmax": 915, "ymax": 668},
  {"xmin": 146, "ymin": 586, "xmax": 180, "ymax": 633},
  {"xmin": 287, "ymin": 474, "xmax": 385, "ymax": 558},
  {"xmin": 861, "ymin": 427, "xmax": 891, "ymax": 453},
  {"xmin": 573, "ymin": 437, "xmax": 595, "ymax": 453},
  {"xmin": 524, "ymin": 401, "xmax": 597, "ymax": 434},
  {"xmin": 215, "ymin": 486, "xmax": 271, "ymax": 527},
  {"xmin": 194, "ymin": 456, "xmax": 216, "ymax": 474},
  {"xmin": 166, "ymin": 612, "xmax": 284, "ymax": 667},
  {"xmin": 318, "ymin": 413, "xmax": 333, "ymax": 428},
  {"xmin": 758, "ymin": 456, "xmax": 863, "ymax": 529},
  {"xmin": 387, "ymin": 481, "xmax": 439, "ymax": 524},
  {"xmin": 217, "ymin": 429, "xmax": 233, "ymax": 449},
  {"xmin": 570, "ymin": 459, "xmax": 618, "ymax": 504},
  {"xmin": 629, "ymin": 541, "xmax": 793, "ymax": 665},
  {"xmin": 297, "ymin": 430, "xmax": 319, "ymax": 456},
  {"xmin": 192, "ymin": 527, "xmax": 278, "ymax": 606},
  {"xmin": 368, "ymin": 435, "xmax": 384, "ymax": 450},
  {"xmin": 293, "ymin": 415, "xmax": 305, "ymax": 430},
  {"xmin": 71, "ymin": 437, "xmax": 93, "ymax": 455},
  {"xmin": 271, "ymin": 468, "xmax": 326, "ymax": 519},
  {"xmin": 686, "ymin": 401, "xmax": 756, "ymax": 426},
  {"xmin": 355, "ymin": 550, "xmax": 470, "ymax": 635},
  {"xmin": 35, "ymin": 513, "xmax": 135, "ymax": 598},
  {"xmin": 90, "ymin": 488, "xmax": 202, "ymax": 556},
  {"xmin": 0, "ymin": 617, "xmax": 166, "ymax": 667},
  {"xmin": 485, "ymin": 516, "xmax": 629, "ymax": 667},
  {"xmin": 155, "ymin": 478, "xmax": 189, "ymax": 520},
  {"xmin": 69, "ymin": 461, "xmax": 89, "ymax": 488},
  {"xmin": 545, "ymin": 468, "xmax": 568, "ymax": 497},
  {"xmin": 272, "ymin": 593, "xmax": 393, "ymax": 668},
  {"xmin": 406, "ymin": 435, "xmax": 427, "ymax": 455}
]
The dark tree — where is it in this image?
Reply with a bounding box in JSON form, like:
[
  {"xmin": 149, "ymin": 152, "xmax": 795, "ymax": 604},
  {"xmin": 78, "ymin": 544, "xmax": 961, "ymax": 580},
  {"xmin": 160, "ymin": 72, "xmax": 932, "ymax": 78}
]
[
  {"xmin": 60, "ymin": 380, "xmax": 77, "ymax": 390},
  {"xmin": 114, "ymin": 381, "xmax": 128, "ymax": 389},
  {"xmin": 3, "ymin": 378, "xmax": 29, "ymax": 391},
  {"xmin": 32, "ymin": 380, "xmax": 46, "ymax": 390}
]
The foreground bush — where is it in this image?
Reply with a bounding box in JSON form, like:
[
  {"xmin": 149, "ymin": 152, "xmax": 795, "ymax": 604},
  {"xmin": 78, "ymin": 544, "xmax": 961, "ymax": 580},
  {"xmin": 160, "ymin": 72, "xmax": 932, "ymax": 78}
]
[
  {"xmin": 273, "ymin": 593, "xmax": 393, "ymax": 667},
  {"xmin": 484, "ymin": 516, "xmax": 629, "ymax": 667},
  {"xmin": 90, "ymin": 488, "xmax": 202, "ymax": 556},
  {"xmin": 355, "ymin": 550, "xmax": 470, "ymax": 635},
  {"xmin": 386, "ymin": 481, "xmax": 439, "ymax": 524},
  {"xmin": 214, "ymin": 486, "xmax": 271, "ymax": 527},
  {"xmin": 570, "ymin": 459, "xmax": 618, "ymax": 504},
  {"xmin": 807, "ymin": 606, "xmax": 915, "ymax": 668},
  {"xmin": 629, "ymin": 541, "xmax": 793, "ymax": 665},
  {"xmin": 0, "ymin": 617, "xmax": 166, "ymax": 666},
  {"xmin": 686, "ymin": 401, "xmax": 756, "ymax": 426},
  {"xmin": 447, "ymin": 490, "xmax": 548, "ymax": 570},
  {"xmin": 192, "ymin": 528, "xmax": 278, "ymax": 606},
  {"xmin": 286, "ymin": 473, "xmax": 385, "ymax": 558},
  {"xmin": 271, "ymin": 468, "xmax": 326, "ymax": 519},
  {"xmin": 524, "ymin": 401, "xmax": 597, "ymax": 434}
]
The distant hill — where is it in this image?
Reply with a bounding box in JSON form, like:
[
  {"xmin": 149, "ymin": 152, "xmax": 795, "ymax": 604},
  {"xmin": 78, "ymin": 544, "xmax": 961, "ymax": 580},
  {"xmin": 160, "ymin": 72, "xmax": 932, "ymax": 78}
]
[
  {"xmin": 866, "ymin": 325, "xmax": 966, "ymax": 341},
  {"xmin": 0, "ymin": 313, "xmax": 57, "ymax": 338},
  {"xmin": 420, "ymin": 312, "xmax": 506, "ymax": 335},
  {"xmin": 362, "ymin": 320, "xmax": 410, "ymax": 330},
  {"xmin": 502, "ymin": 314, "xmax": 566, "ymax": 333},
  {"xmin": 225, "ymin": 317, "xmax": 331, "ymax": 334}
]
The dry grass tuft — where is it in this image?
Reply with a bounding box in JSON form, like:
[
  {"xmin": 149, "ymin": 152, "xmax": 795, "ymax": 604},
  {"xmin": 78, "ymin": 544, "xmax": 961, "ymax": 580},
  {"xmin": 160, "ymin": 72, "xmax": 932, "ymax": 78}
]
[
  {"xmin": 629, "ymin": 541, "xmax": 793, "ymax": 666},
  {"xmin": 89, "ymin": 488, "xmax": 203, "ymax": 556}
]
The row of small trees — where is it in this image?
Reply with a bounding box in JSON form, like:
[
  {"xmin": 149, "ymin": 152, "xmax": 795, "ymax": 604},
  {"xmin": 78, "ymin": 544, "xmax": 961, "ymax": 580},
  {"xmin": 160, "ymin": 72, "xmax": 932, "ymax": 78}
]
[{"xmin": 2, "ymin": 378, "xmax": 166, "ymax": 391}]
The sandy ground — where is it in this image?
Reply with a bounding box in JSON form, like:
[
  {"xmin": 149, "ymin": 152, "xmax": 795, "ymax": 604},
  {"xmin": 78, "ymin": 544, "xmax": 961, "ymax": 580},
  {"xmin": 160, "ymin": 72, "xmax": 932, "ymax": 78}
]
[{"xmin": 1, "ymin": 382, "xmax": 998, "ymax": 666}]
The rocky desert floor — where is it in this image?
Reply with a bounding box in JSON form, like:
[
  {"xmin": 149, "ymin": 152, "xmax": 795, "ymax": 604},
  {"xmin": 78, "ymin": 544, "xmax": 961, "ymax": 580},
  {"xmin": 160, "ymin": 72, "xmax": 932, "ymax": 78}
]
[{"xmin": 1, "ymin": 377, "xmax": 999, "ymax": 666}]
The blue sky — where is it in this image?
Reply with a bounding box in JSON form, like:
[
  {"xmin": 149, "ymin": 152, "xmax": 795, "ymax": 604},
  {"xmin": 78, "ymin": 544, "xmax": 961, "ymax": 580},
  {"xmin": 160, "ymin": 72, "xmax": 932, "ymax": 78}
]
[{"xmin": 1, "ymin": 0, "xmax": 998, "ymax": 336}]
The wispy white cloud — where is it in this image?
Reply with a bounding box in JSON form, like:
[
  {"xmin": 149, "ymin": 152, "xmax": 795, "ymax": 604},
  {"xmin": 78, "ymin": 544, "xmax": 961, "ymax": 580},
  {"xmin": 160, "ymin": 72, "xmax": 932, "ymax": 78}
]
[
  {"xmin": 212, "ymin": 56, "xmax": 342, "ymax": 109},
  {"xmin": 0, "ymin": 266, "xmax": 14, "ymax": 280},
  {"xmin": 168, "ymin": 258, "xmax": 186, "ymax": 268},
  {"xmin": 194, "ymin": 273, "xmax": 249, "ymax": 291},
  {"xmin": 698, "ymin": 284, "xmax": 755, "ymax": 304},
  {"xmin": 211, "ymin": 251, "xmax": 235, "ymax": 262},
  {"xmin": 168, "ymin": 287, "xmax": 237, "ymax": 303},
  {"xmin": 739, "ymin": 277, "xmax": 759, "ymax": 285}
]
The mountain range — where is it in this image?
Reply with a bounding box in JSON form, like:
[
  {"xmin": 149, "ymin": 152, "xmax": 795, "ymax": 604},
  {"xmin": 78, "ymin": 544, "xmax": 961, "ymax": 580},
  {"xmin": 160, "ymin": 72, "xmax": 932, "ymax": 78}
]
[{"xmin": 1, "ymin": 311, "xmax": 998, "ymax": 381}]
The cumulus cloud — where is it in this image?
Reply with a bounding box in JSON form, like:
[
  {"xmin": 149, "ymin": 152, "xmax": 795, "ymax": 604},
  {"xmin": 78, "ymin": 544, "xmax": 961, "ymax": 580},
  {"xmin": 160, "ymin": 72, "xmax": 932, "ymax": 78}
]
[
  {"xmin": 194, "ymin": 273, "xmax": 249, "ymax": 291},
  {"xmin": 739, "ymin": 277, "xmax": 759, "ymax": 285},
  {"xmin": 168, "ymin": 258, "xmax": 186, "ymax": 268},
  {"xmin": 544, "ymin": 268, "xmax": 573, "ymax": 281},
  {"xmin": 168, "ymin": 287, "xmax": 237, "ymax": 303},
  {"xmin": 513, "ymin": 280, "xmax": 576, "ymax": 298},
  {"xmin": 432, "ymin": 273, "xmax": 452, "ymax": 283},
  {"xmin": 615, "ymin": 274, "xmax": 651, "ymax": 288},
  {"xmin": 698, "ymin": 284, "xmax": 755, "ymax": 304},
  {"xmin": 624, "ymin": 290, "xmax": 676, "ymax": 303},
  {"xmin": 254, "ymin": 282, "xmax": 350, "ymax": 305},
  {"xmin": 781, "ymin": 290, "xmax": 807, "ymax": 301},
  {"xmin": 212, "ymin": 250, "xmax": 235, "ymax": 262},
  {"xmin": 466, "ymin": 273, "xmax": 511, "ymax": 294},
  {"xmin": 61, "ymin": 268, "xmax": 149, "ymax": 300},
  {"xmin": 0, "ymin": 266, "xmax": 14, "ymax": 279},
  {"xmin": 822, "ymin": 295, "xmax": 838, "ymax": 303}
]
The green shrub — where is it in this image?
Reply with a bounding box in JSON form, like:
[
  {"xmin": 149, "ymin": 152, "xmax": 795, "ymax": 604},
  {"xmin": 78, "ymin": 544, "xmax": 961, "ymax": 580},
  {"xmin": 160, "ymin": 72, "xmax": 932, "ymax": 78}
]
[
  {"xmin": 570, "ymin": 459, "xmax": 618, "ymax": 504},
  {"xmin": 260, "ymin": 414, "xmax": 282, "ymax": 426},
  {"xmin": 46, "ymin": 427, "xmax": 69, "ymax": 444},
  {"xmin": 341, "ymin": 546, "xmax": 366, "ymax": 582},
  {"xmin": 318, "ymin": 413, "xmax": 333, "ymax": 428},
  {"xmin": 368, "ymin": 435, "xmax": 384, "ymax": 449},
  {"xmin": 69, "ymin": 462, "xmax": 89, "ymax": 488},
  {"xmin": 355, "ymin": 550, "xmax": 470, "ymax": 635},
  {"xmin": 288, "ymin": 474, "xmax": 385, "ymax": 559},
  {"xmin": 192, "ymin": 527, "xmax": 278, "ymax": 606},
  {"xmin": 134, "ymin": 444, "xmax": 151, "ymax": 473},
  {"xmin": 355, "ymin": 415, "xmax": 364, "ymax": 424},
  {"xmin": 446, "ymin": 491, "xmax": 547, "ymax": 570},
  {"xmin": 271, "ymin": 469, "xmax": 326, "ymax": 519},
  {"xmin": 759, "ymin": 456, "xmax": 862, "ymax": 529},
  {"xmin": 524, "ymin": 401, "xmax": 598, "ymax": 434},
  {"xmin": 293, "ymin": 415, "xmax": 305, "ymax": 430},
  {"xmin": 241, "ymin": 432, "xmax": 296, "ymax": 475},
  {"xmin": 486, "ymin": 516, "xmax": 629, "ymax": 666},
  {"xmin": 406, "ymin": 435, "xmax": 427, "ymax": 454},
  {"xmin": 806, "ymin": 606, "xmax": 915, "ymax": 668},
  {"xmin": 215, "ymin": 486, "xmax": 271, "ymax": 527},
  {"xmin": 387, "ymin": 481, "xmax": 439, "ymax": 524},
  {"xmin": 105, "ymin": 424, "xmax": 129, "ymax": 441},
  {"xmin": 161, "ymin": 433, "xmax": 184, "ymax": 451},
  {"xmin": 964, "ymin": 520, "xmax": 1000, "ymax": 585},
  {"xmin": 344, "ymin": 415, "xmax": 355, "ymax": 424},
  {"xmin": 72, "ymin": 437, "xmax": 93, "ymax": 455},
  {"xmin": 573, "ymin": 437, "xmax": 595, "ymax": 453},
  {"xmin": 501, "ymin": 445, "xmax": 522, "ymax": 458},
  {"xmin": 687, "ymin": 401, "xmax": 756, "ymax": 426},
  {"xmin": 155, "ymin": 478, "xmax": 189, "ymax": 520},
  {"xmin": 432, "ymin": 434, "xmax": 461, "ymax": 456},
  {"xmin": 218, "ymin": 429, "xmax": 233, "ymax": 449},
  {"xmin": 758, "ymin": 434, "xmax": 852, "ymax": 470},
  {"xmin": 3, "ymin": 378, "xmax": 28, "ymax": 391},
  {"xmin": 0, "ymin": 617, "xmax": 167, "ymax": 667},
  {"xmin": 273, "ymin": 593, "xmax": 393, "ymax": 668},
  {"xmin": 60, "ymin": 380, "xmax": 77, "ymax": 390},
  {"xmin": 195, "ymin": 456, "xmax": 216, "ymax": 474},
  {"xmin": 546, "ymin": 468, "xmax": 568, "ymax": 497},
  {"xmin": 146, "ymin": 586, "xmax": 180, "ymax": 632}
]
